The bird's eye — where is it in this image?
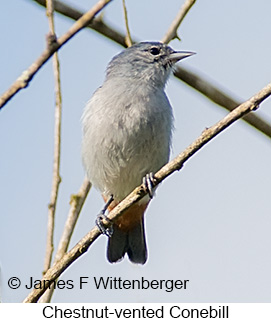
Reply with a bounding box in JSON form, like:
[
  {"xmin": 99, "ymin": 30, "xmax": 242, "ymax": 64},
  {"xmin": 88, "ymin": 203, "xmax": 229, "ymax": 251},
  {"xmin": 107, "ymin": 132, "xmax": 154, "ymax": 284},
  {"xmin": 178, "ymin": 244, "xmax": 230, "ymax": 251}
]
[{"xmin": 149, "ymin": 47, "xmax": 160, "ymax": 55}]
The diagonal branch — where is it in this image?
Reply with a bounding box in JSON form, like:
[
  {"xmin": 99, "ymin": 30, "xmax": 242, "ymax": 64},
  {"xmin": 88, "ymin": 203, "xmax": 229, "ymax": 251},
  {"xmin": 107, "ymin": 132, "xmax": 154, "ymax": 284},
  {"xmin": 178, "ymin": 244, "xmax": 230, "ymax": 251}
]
[
  {"xmin": 161, "ymin": 0, "xmax": 197, "ymax": 44},
  {"xmin": 174, "ymin": 66, "xmax": 271, "ymax": 138},
  {"xmin": 53, "ymin": 178, "xmax": 91, "ymax": 264},
  {"xmin": 0, "ymin": 0, "xmax": 112, "ymax": 110},
  {"xmin": 23, "ymin": 82, "xmax": 271, "ymax": 303},
  {"xmin": 32, "ymin": 0, "xmax": 128, "ymax": 47}
]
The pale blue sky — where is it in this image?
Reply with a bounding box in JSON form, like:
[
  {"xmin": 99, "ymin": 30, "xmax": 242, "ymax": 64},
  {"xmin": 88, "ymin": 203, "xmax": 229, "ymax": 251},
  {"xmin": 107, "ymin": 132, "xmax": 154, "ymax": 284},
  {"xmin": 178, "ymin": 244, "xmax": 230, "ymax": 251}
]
[{"xmin": 1, "ymin": 0, "xmax": 271, "ymax": 302}]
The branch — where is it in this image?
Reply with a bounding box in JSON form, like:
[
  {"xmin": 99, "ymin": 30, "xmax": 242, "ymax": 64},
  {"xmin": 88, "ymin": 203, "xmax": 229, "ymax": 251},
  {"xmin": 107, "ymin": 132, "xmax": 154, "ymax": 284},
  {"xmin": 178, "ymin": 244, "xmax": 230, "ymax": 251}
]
[
  {"xmin": 174, "ymin": 66, "xmax": 271, "ymax": 138},
  {"xmin": 29, "ymin": 0, "xmax": 271, "ymax": 140},
  {"xmin": 40, "ymin": 0, "xmax": 63, "ymax": 302},
  {"xmin": 23, "ymin": 83, "xmax": 271, "ymax": 303},
  {"xmin": 56, "ymin": 179, "xmax": 91, "ymax": 262},
  {"xmin": 161, "ymin": 0, "xmax": 197, "ymax": 44},
  {"xmin": 122, "ymin": 0, "xmax": 132, "ymax": 47},
  {"xmin": 0, "ymin": 0, "xmax": 112, "ymax": 110},
  {"xmin": 39, "ymin": 178, "xmax": 91, "ymax": 303},
  {"xmin": 32, "ymin": 0, "xmax": 128, "ymax": 47}
]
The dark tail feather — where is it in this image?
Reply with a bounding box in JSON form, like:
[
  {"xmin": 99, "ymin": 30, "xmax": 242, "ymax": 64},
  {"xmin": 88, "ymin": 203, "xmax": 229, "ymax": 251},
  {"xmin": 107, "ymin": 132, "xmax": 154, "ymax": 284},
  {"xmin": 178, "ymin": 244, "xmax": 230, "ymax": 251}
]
[
  {"xmin": 107, "ymin": 226, "xmax": 127, "ymax": 263},
  {"xmin": 107, "ymin": 219, "xmax": 147, "ymax": 264},
  {"xmin": 127, "ymin": 220, "xmax": 147, "ymax": 264}
]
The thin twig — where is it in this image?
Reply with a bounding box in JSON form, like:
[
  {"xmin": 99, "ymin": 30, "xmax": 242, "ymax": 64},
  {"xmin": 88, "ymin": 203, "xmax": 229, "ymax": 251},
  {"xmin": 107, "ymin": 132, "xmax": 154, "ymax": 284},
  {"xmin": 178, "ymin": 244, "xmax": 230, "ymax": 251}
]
[
  {"xmin": 40, "ymin": 0, "xmax": 62, "ymax": 301},
  {"xmin": 23, "ymin": 83, "xmax": 271, "ymax": 303},
  {"xmin": 161, "ymin": 0, "xmax": 197, "ymax": 44},
  {"xmin": 55, "ymin": 178, "xmax": 92, "ymax": 263},
  {"xmin": 29, "ymin": 0, "xmax": 271, "ymax": 139},
  {"xmin": 39, "ymin": 178, "xmax": 91, "ymax": 303},
  {"xmin": 122, "ymin": 0, "xmax": 132, "ymax": 47},
  {"xmin": 0, "ymin": 0, "xmax": 112, "ymax": 110}
]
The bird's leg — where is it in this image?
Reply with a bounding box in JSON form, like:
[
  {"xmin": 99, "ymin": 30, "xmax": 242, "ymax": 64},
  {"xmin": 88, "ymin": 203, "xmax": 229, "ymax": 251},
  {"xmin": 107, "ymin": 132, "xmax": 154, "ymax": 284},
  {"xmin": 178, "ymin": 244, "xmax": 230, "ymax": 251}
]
[
  {"xmin": 143, "ymin": 172, "xmax": 156, "ymax": 199},
  {"xmin": 96, "ymin": 194, "xmax": 114, "ymax": 237}
]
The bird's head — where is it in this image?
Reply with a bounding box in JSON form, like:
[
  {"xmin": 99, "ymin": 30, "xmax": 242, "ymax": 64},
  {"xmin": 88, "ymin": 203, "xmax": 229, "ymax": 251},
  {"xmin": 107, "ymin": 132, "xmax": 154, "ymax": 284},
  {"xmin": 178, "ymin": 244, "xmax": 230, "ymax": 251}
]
[{"xmin": 106, "ymin": 42, "xmax": 195, "ymax": 88}]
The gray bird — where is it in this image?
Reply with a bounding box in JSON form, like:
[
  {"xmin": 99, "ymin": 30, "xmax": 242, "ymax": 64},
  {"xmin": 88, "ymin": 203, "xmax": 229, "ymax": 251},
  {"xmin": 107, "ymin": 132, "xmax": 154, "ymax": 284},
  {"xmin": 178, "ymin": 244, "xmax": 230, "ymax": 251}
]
[{"xmin": 82, "ymin": 42, "xmax": 194, "ymax": 264}]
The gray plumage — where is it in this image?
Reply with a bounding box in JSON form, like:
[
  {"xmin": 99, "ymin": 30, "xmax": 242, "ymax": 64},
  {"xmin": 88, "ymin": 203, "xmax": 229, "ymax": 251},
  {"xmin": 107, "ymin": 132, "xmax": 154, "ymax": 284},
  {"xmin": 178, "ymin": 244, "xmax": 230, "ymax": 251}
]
[{"xmin": 82, "ymin": 42, "xmax": 194, "ymax": 264}]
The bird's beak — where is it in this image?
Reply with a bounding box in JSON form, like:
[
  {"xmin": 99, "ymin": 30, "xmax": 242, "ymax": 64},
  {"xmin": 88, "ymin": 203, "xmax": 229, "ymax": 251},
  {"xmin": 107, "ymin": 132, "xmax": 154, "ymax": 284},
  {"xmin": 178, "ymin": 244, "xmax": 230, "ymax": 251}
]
[{"xmin": 169, "ymin": 51, "xmax": 196, "ymax": 64}]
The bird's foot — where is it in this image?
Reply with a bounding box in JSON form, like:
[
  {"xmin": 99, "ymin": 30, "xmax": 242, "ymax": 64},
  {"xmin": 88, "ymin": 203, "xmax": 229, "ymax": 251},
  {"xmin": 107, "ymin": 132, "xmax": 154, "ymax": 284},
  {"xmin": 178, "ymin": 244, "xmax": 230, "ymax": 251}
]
[
  {"xmin": 96, "ymin": 195, "xmax": 114, "ymax": 237},
  {"xmin": 142, "ymin": 172, "xmax": 156, "ymax": 199}
]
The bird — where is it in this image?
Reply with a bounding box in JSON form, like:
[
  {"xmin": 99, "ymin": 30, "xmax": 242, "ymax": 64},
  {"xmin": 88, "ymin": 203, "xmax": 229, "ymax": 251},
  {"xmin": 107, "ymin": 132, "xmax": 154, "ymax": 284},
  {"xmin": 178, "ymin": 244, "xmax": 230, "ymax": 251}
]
[{"xmin": 81, "ymin": 41, "xmax": 194, "ymax": 264}]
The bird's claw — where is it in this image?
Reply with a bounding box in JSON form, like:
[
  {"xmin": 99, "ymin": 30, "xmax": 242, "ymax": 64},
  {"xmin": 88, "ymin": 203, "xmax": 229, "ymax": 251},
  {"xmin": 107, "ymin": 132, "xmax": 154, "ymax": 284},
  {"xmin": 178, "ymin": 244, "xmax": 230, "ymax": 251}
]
[
  {"xmin": 96, "ymin": 195, "xmax": 114, "ymax": 237},
  {"xmin": 96, "ymin": 214, "xmax": 113, "ymax": 237},
  {"xmin": 143, "ymin": 172, "xmax": 156, "ymax": 199}
]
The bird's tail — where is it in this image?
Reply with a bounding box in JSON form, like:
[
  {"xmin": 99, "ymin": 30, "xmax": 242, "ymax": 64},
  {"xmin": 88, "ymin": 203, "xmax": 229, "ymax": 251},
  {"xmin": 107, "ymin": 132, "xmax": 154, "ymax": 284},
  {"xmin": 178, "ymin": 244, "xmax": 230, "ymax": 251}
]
[{"xmin": 107, "ymin": 218, "xmax": 147, "ymax": 264}]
